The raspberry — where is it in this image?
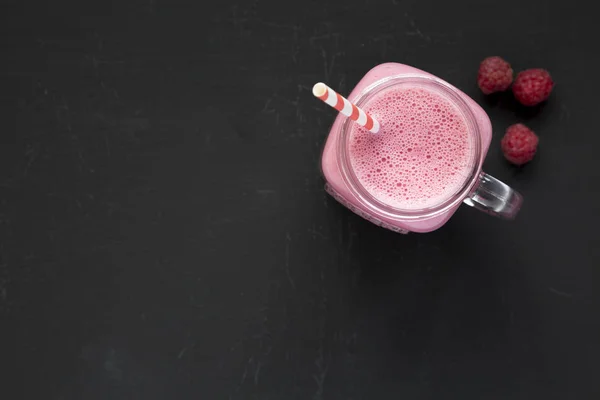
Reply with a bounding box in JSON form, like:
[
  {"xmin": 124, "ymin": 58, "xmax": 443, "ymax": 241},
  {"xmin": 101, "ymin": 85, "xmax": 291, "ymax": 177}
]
[
  {"xmin": 501, "ymin": 124, "xmax": 539, "ymax": 165},
  {"xmin": 512, "ymin": 69, "xmax": 554, "ymax": 106},
  {"xmin": 477, "ymin": 57, "xmax": 514, "ymax": 94}
]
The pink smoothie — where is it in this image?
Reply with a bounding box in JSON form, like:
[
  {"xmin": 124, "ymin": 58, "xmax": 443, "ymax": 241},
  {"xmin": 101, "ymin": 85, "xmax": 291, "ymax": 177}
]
[
  {"xmin": 348, "ymin": 85, "xmax": 474, "ymax": 210},
  {"xmin": 321, "ymin": 63, "xmax": 492, "ymax": 232}
]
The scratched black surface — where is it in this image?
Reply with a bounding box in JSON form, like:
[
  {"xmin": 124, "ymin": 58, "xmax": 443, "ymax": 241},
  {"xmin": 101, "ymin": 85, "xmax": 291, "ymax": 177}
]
[{"xmin": 1, "ymin": 0, "xmax": 599, "ymax": 399}]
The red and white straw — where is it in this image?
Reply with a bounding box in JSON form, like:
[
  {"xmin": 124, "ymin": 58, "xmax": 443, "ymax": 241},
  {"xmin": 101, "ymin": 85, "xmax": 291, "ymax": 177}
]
[{"xmin": 312, "ymin": 82, "xmax": 380, "ymax": 133}]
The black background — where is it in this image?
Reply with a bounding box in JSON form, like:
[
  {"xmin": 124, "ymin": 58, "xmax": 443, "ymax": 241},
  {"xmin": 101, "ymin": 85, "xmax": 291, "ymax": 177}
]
[{"xmin": 1, "ymin": 0, "xmax": 599, "ymax": 399}]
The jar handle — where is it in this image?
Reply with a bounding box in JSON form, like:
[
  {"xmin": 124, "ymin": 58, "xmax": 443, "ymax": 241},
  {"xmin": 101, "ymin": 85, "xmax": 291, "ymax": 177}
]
[{"xmin": 463, "ymin": 172, "xmax": 523, "ymax": 219}]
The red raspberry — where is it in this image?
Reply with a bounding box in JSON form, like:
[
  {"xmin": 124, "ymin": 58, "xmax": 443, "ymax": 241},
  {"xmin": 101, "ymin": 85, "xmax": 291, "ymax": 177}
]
[
  {"xmin": 512, "ymin": 69, "xmax": 554, "ymax": 106},
  {"xmin": 501, "ymin": 124, "xmax": 539, "ymax": 165},
  {"xmin": 477, "ymin": 57, "xmax": 514, "ymax": 94}
]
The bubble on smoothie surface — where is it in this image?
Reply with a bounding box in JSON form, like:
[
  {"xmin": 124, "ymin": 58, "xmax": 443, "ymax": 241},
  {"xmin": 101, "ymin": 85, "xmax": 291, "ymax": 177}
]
[{"xmin": 348, "ymin": 86, "xmax": 473, "ymax": 210}]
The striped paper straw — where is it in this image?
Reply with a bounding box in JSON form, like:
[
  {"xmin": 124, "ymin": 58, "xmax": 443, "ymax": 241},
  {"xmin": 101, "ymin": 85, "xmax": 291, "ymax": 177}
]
[{"xmin": 312, "ymin": 82, "xmax": 380, "ymax": 133}]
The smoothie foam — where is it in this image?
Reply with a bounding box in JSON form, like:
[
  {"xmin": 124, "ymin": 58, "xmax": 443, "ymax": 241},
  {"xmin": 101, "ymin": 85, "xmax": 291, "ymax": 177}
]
[{"xmin": 348, "ymin": 85, "xmax": 474, "ymax": 210}]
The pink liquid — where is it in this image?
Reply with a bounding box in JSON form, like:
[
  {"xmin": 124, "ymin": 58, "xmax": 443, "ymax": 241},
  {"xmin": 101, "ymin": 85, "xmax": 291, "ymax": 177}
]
[{"xmin": 348, "ymin": 85, "xmax": 474, "ymax": 210}]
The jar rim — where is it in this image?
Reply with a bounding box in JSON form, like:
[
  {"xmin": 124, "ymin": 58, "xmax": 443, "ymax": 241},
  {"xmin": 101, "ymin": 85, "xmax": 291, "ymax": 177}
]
[{"xmin": 336, "ymin": 74, "xmax": 483, "ymax": 221}]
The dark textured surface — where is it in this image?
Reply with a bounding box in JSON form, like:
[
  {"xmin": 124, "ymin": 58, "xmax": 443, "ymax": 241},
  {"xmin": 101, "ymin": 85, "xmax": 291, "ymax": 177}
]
[{"xmin": 1, "ymin": 0, "xmax": 599, "ymax": 399}]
